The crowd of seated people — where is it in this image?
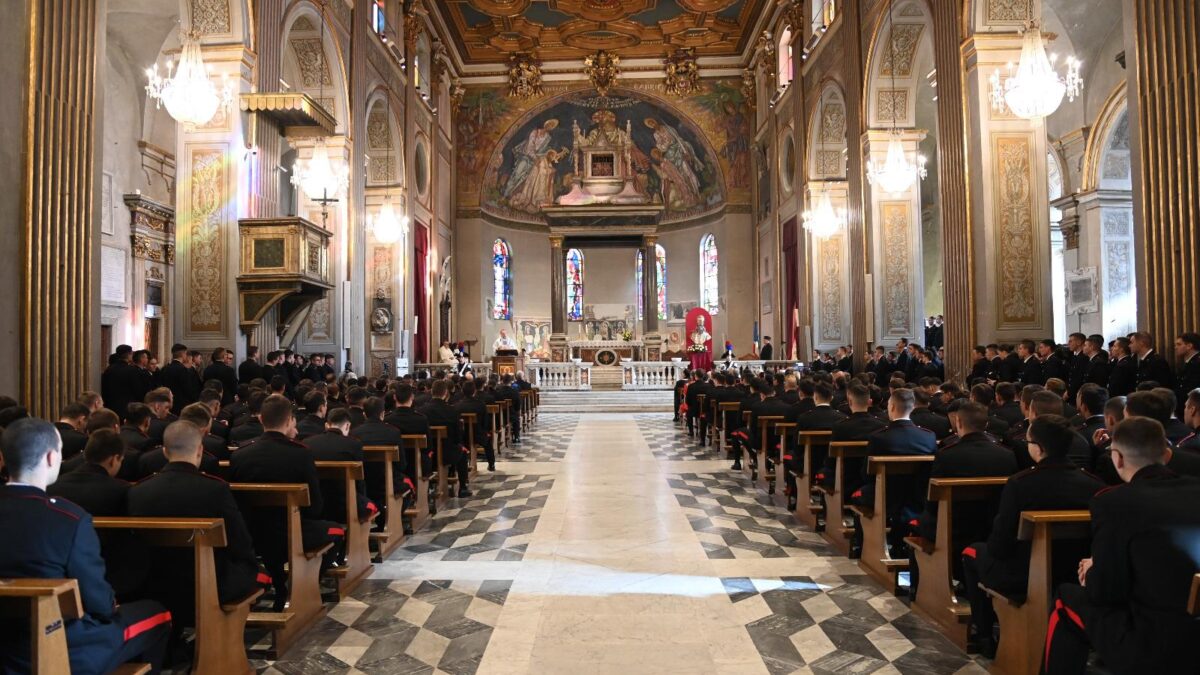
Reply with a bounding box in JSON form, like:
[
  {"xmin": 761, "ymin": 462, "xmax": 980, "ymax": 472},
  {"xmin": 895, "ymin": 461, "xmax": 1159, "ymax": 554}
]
[
  {"xmin": 675, "ymin": 330, "xmax": 1200, "ymax": 672},
  {"xmin": 0, "ymin": 344, "xmax": 531, "ymax": 673}
]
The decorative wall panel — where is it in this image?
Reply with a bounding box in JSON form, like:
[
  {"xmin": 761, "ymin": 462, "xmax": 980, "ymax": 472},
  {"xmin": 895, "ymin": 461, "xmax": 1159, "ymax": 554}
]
[
  {"xmin": 818, "ymin": 234, "xmax": 845, "ymax": 343},
  {"xmin": 881, "ymin": 201, "xmax": 913, "ymax": 336},
  {"xmin": 878, "ymin": 24, "xmax": 924, "ymax": 77},
  {"xmin": 992, "ymin": 134, "xmax": 1038, "ymax": 325},
  {"xmin": 191, "ymin": 0, "xmax": 231, "ymax": 35},
  {"xmin": 188, "ymin": 150, "xmax": 226, "ymax": 333}
]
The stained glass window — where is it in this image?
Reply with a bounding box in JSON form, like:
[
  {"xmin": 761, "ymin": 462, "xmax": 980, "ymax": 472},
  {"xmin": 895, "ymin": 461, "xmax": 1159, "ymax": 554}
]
[
  {"xmin": 566, "ymin": 248, "xmax": 584, "ymax": 321},
  {"xmin": 371, "ymin": 1, "xmax": 386, "ymax": 35},
  {"xmin": 492, "ymin": 239, "xmax": 512, "ymax": 320},
  {"xmin": 700, "ymin": 234, "xmax": 719, "ymax": 314},
  {"xmin": 636, "ymin": 245, "xmax": 668, "ymax": 321}
]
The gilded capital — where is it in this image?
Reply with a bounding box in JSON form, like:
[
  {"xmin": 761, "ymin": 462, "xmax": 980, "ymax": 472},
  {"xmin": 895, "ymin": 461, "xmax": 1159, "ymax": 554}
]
[{"xmin": 549, "ymin": 235, "xmax": 564, "ymax": 248}]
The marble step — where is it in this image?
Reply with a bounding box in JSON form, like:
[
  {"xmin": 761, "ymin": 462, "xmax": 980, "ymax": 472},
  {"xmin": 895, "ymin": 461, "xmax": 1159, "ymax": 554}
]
[{"xmin": 538, "ymin": 390, "xmax": 674, "ymax": 413}]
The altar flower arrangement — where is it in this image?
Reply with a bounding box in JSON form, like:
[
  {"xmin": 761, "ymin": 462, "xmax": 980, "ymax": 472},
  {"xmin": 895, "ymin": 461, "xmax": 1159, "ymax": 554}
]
[
  {"xmin": 687, "ymin": 341, "xmax": 706, "ymax": 353},
  {"xmin": 621, "ymin": 329, "xmax": 633, "ymax": 341}
]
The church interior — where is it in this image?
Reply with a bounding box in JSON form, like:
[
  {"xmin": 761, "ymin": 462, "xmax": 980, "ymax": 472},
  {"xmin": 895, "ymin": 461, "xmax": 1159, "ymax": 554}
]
[{"xmin": 1, "ymin": 0, "xmax": 1199, "ymax": 673}]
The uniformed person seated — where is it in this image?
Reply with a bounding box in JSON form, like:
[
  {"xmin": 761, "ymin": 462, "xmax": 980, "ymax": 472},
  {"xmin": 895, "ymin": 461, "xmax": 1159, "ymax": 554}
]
[
  {"xmin": 228, "ymin": 391, "xmax": 268, "ymax": 446},
  {"xmin": 136, "ymin": 404, "xmax": 222, "ymax": 479},
  {"xmin": 128, "ymin": 420, "xmax": 263, "ymax": 632},
  {"xmin": 959, "ymin": 415, "xmax": 1103, "ymax": 657},
  {"xmin": 1043, "ymin": 416, "xmax": 1200, "ymax": 673},
  {"xmin": 349, "ymin": 396, "xmax": 407, "ymax": 524},
  {"xmin": 120, "ymin": 403, "xmax": 156, "ymax": 453},
  {"xmin": 496, "ymin": 374, "xmax": 522, "ymax": 444},
  {"xmin": 817, "ymin": 384, "xmax": 887, "ymax": 489},
  {"xmin": 0, "ymin": 418, "xmax": 171, "ymax": 674},
  {"xmin": 55, "ymin": 402, "xmax": 90, "ymax": 460},
  {"xmin": 144, "ymin": 388, "xmax": 177, "ymax": 446},
  {"xmin": 420, "ymin": 379, "xmax": 471, "ymax": 498},
  {"xmin": 304, "ymin": 407, "xmax": 375, "ymax": 527},
  {"xmin": 296, "ymin": 391, "xmax": 328, "ymax": 440},
  {"xmin": 456, "ymin": 380, "xmax": 494, "ymax": 472},
  {"xmin": 228, "ymin": 394, "xmax": 342, "ymax": 610},
  {"xmin": 744, "ymin": 376, "xmax": 795, "ymax": 477},
  {"xmin": 786, "ymin": 381, "xmax": 846, "ymax": 509},
  {"xmin": 48, "ymin": 428, "xmax": 130, "ymax": 516}
]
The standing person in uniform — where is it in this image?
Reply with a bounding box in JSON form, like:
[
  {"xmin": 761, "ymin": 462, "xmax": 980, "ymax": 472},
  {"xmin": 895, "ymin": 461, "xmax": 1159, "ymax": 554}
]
[
  {"xmin": 157, "ymin": 344, "xmax": 200, "ymax": 414},
  {"xmin": 239, "ymin": 346, "xmax": 263, "ymax": 384},
  {"xmin": 1043, "ymin": 417, "xmax": 1200, "ymax": 673},
  {"xmin": 0, "ymin": 419, "xmax": 171, "ymax": 674},
  {"xmin": 202, "ymin": 348, "xmax": 238, "ymax": 407},
  {"xmin": 1173, "ymin": 332, "xmax": 1200, "ymax": 416},
  {"xmin": 759, "ymin": 336, "xmax": 773, "ymax": 361},
  {"xmin": 1131, "ymin": 331, "xmax": 1175, "ymax": 389}
]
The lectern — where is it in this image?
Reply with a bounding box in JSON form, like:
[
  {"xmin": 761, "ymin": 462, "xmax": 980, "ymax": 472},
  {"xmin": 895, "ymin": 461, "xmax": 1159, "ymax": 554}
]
[{"xmin": 492, "ymin": 350, "xmax": 524, "ymax": 376}]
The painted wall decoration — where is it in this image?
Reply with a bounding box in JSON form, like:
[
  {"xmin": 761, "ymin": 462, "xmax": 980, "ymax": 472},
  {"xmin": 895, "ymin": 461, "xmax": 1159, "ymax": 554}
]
[
  {"xmin": 456, "ymin": 81, "xmax": 751, "ymax": 222},
  {"xmin": 516, "ymin": 317, "xmax": 552, "ymax": 358}
]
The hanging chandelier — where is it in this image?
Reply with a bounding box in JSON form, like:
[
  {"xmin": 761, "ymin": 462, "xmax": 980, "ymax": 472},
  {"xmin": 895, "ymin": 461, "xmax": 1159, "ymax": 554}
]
[
  {"xmin": 292, "ymin": 138, "xmax": 349, "ymax": 202},
  {"xmin": 866, "ymin": 0, "xmax": 926, "ymax": 196},
  {"xmin": 370, "ymin": 195, "xmax": 409, "ymax": 244},
  {"xmin": 145, "ymin": 32, "xmax": 233, "ymax": 126},
  {"xmin": 989, "ymin": 21, "xmax": 1082, "ymax": 119},
  {"xmin": 802, "ymin": 189, "xmax": 845, "ymax": 239}
]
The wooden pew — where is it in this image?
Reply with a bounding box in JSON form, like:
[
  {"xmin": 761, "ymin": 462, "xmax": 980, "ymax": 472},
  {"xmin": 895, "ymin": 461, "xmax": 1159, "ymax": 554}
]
[
  {"xmin": 93, "ymin": 517, "xmax": 261, "ymax": 675},
  {"xmin": 982, "ymin": 510, "xmax": 1091, "ymax": 675},
  {"xmin": 400, "ymin": 434, "xmax": 431, "ymax": 531},
  {"xmin": 499, "ymin": 400, "xmax": 513, "ymax": 448},
  {"xmin": 773, "ymin": 422, "xmax": 797, "ymax": 510},
  {"xmin": 487, "ymin": 404, "xmax": 505, "ymax": 457},
  {"xmin": 903, "ymin": 477, "xmax": 1008, "ymax": 649},
  {"xmin": 717, "ymin": 402, "xmax": 740, "ymax": 453},
  {"xmin": 817, "ymin": 441, "xmax": 869, "ymax": 556},
  {"xmin": 851, "ymin": 455, "xmax": 935, "ymax": 593},
  {"xmin": 739, "ymin": 411, "xmax": 754, "ymax": 481},
  {"xmin": 755, "ymin": 415, "xmax": 786, "ymax": 494},
  {"xmin": 793, "ymin": 431, "xmax": 832, "ymax": 528},
  {"xmin": 0, "ymin": 578, "xmax": 82, "ymax": 674},
  {"xmin": 696, "ymin": 394, "xmax": 708, "ymax": 446},
  {"xmin": 461, "ymin": 412, "xmax": 481, "ymax": 478},
  {"xmin": 313, "ymin": 461, "xmax": 376, "ymax": 598},
  {"xmin": 360, "ymin": 445, "xmax": 405, "ymax": 559},
  {"xmin": 429, "ymin": 426, "xmax": 451, "ymax": 509},
  {"xmin": 1190, "ymin": 573, "xmax": 1200, "ymax": 616},
  {"xmin": 231, "ymin": 483, "xmax": 330, "ymax": 658},
  {"xmin": 520, "ymin": 390, "xmax": 534, "ymax": 427}
]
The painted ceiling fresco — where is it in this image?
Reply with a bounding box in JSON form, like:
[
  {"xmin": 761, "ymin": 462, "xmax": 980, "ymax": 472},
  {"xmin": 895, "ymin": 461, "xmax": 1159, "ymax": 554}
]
[
  {"xmin": 431, "ymin": 0, "xmax": 769, "ymax": 64},
  {"xmin": 456, "ymin": 81, "xmax": 752, "ymax": 225}
]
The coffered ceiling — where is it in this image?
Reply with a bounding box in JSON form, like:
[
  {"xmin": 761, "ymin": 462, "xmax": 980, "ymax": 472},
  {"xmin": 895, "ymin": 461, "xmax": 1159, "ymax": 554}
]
[{"xmin": 431, "ymin": 0, "xmax": 770, "ymax": 65}]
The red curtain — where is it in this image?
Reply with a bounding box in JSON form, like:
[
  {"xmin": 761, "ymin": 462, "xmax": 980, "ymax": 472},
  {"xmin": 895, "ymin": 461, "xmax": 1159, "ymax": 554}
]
[
  {"xmin": 414, "ymin": 223, "xmax": 429, "ymax": 363},
  {"xmin": 782, "ymin": 218, "xmax": 798, "ymax": 361}
]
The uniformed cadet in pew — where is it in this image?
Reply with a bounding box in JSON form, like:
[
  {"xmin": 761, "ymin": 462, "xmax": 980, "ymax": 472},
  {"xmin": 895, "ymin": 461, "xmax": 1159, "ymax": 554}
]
[
  {"xmin": 1043, "ymin": 416, "xmax": 1200, "ymax": 673},
  {"xmin": 49, "ymin": 428, "xmax": 130, "ymax": 517},
  {"xmin": 816, "ymin": 384, "xmax": 886, "ymax": 490},
  {"xmin": 295, "ymin": 391, "xmax": 328, "ymax": 440},
  {"xmin": 0, "ymin": 418, "xmax": 172, "ymax": 674},
  {"xmin": 307, "ymin": 406, "xmax": 377, "ymax": 526},
  {"xmin": 385, "ymin": 383, "xmax": 432, "ymax": 496},
  {"xmin": 135, "ymin": 404, "xmax": 222, "ymax": 479},
  {"xmin": 456, "ymin": 380, "xmax": 495, "ymax": 472},
  {"xmin": 354, "ymin": 395, "xmax": 409, "ymax": 516},
  {"xmin": 228, "ymin": 394, "xmax": 343, "ymax": 611},
  {"xmin": 228, "ymin": 391, "xmax": 268, "ymax": 446},
  {"xmin": 420, "ymin": 380, "xmax": 472, "ymax": 498},
  {"xmin": 742, "ymin": 376, "xmax": 795, "ymax": 475},
  {"xmin": 54, "ymin": 402, "xmax": 90, "ymax": 460},
  {"xmin": 787, "ymin": 381, "xmax": 845, "ymax": 510},
  {"xmin": 128, "ymin": 419, "xmax": 264, "ymax": 635},
  {"xmin": 959, "ymin": 415, "xmax": 1102, "ymax": 658}
]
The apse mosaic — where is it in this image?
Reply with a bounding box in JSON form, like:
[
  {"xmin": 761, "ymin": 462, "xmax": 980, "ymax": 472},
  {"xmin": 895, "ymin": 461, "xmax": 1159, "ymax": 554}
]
[{"xmin": 456, "ymin": 81, "xmax": 752, "ymax": 222}]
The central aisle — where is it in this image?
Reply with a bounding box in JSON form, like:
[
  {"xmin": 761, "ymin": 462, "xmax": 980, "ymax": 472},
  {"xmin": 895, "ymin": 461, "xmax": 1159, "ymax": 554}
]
[{"xmin": 259, "ymin": 413, "xmax": 985, "ymax": 674}]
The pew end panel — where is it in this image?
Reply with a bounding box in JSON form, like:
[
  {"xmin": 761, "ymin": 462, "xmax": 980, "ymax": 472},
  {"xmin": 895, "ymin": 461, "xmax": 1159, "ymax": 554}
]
[
  {"xmin": 362, "ymin": 445, "xmax": 406, "ymax": 561},
  {"xmin": 314, "ymin": 461, "xmax": 375, "ymax": 598},
  {"xmin": 856, "ymin": 455, "xmax": 935, "ymax": 594},
  {"xmin": 794, "ymin": 430, "xmax": 833, "ymax": 527},
  {"xmin": 0, "ymin": 578, "xmax": 81, "ymax": 675},
  {"xmin": 818, "ymin": 441, "xmax": 870, "ymax": 556}
]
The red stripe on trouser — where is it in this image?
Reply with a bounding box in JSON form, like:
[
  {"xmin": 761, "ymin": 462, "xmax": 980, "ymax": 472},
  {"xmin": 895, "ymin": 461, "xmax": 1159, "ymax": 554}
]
[
  {"xmin": 256, "ymin": 572, "xmax": 273, "ymax": 585},
  {"xmin": 124, "ymin": 611, "xmax": 171, "ymax": 642},
  {"xmin": 815, "ymin": 473, "xmax": 825, "ymax": 480},
  {"xmin": 908, "ymin": 519, "xmax": 918, "ymax": 527},
  {"xmin": 851, "ymin": 489, "xmax": 862, "ymax": 498},
  {"xmin": 366, "ymin": 501, "xmax": 379, "ymax": 513},
  {"xmin": 962, "ymin": 546, "xmax": 977, "ymax": 559},
  {"xmin": 1045, "ymin": 599, "xmax": 1086, "ymax": 671},
  {"xmin": 783, "ymin": 455, "xmax": 793, "ymax": 461},
  {"xmin": 328, "ymin": 527, "xmax": 345, "ymax": 536},
  {"xmin": 403, "ymin": 477, "xmax": 415, "ymax": 491}
]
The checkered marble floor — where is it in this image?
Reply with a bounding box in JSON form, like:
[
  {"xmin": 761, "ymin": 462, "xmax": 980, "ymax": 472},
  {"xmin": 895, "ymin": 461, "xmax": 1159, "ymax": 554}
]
[
  {"xmin": 253, "ymin": 579, "xmax": 512, "ymax": 674},
  {"xmin": 634, "ymin": 413, "xmax": 725, "ymax": 460},
  {"xmin": 669, "ymin": 472, "xmax": 839, "ymax": 559},
  {"xmin": 500, "ymin": 414, "xmax": 578, "ymax": 462},
  {"xmin": 722, "ymin": 576, "xmax": 981, "ymax": 675},
  {"xmin": 390, "ymin": 473, "xmax": 554, "ymax": 562}
]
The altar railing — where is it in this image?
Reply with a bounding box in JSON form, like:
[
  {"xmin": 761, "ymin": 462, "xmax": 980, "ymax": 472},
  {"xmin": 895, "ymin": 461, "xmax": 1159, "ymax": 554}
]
[
  {"xmin": 529, "ymin": 362, "xmax": 591, "ymax": 390},
  {"xmin": 621, "ymin": 361, "xmax": 688, "ymax": 390},
  {"xmin": 411, "ymin": 362, "xmax": 492, "ymax": 378}
]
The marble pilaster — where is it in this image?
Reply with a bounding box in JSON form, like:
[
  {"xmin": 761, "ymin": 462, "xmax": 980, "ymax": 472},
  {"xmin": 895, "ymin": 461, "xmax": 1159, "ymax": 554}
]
[{"xmin": 805, "ymin": 181, "xmax": 851, "ymax": 352}]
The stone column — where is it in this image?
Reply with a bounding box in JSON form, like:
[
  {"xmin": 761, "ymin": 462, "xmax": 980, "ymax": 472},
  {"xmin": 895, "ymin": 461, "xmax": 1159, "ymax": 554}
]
[
  {"xmin": 549, "ymin": 234, "xmax": 568, "ymax": 361},
  {"xmin": 962, "ymin": 33, "xmax": 1055, "ymax": 344},
  {"xmin": 864, "ymin": 129, "xmax": 927, "ymax": 347},
  {"xmin": 805, "ymin": 181, "xmax": 851, "ymax": 353},
  {"xmin": 642, "ymin": 235, "xmax": 662, "ymax": 361},
  {"xmin": 1074, "ymin": 190, "xmax": 1137, "ymax": 338}
]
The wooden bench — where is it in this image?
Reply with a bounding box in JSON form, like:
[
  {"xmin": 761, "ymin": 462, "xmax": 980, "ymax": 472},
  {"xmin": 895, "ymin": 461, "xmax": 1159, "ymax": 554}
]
[
  {"xmin": 314, "ymin": 461, "xmax": 377, "ymax": 598},
  {"xmin": 400, "ymin": 435, "xmax": 431, "ymax": 530},
  {"xmin": 982, "ymin": 510, "xmax": 1091, "ymax": 675},
  {"xmin": 816, "ymin": 441, "xmax": 869, "ymax": 555},
  {"xmin": 696, "ymin": 394, "xmax": 708, "ymax": 445},
  {"xmin": 903, "ymin": 477, "xmax": 1008, "ymax": 649},
  {"xmin": 773, "ymin": 422, "xmax": 798, "ymax": 509},
  {"xmin": 1190, "ymin": 573, "xmax": 1200, "ymax": 616},
  {"xmin": 793, "ymin": 430, "xmax": 833, "ymax": 527},
  {"xmin": 0, "ymin": 578, "xmax": 81, "ymax": 674},
  {"xmin": 360, "ymin": 445, "xmax": 406, "ymax": 559},
  {"xmin": 755, "ymin": 415, "xmax": 786, "ymax": 495},
  {"xmin": 850, "ymin": 454, "xmax": 935, "ymax": 593},
  {"xmin": 717, "ymin": 402, "xmax": 740, "ymax": 453},
  {"xmin": 520, "ymin": 390, "xmax": 535, "ymax": 427},
  {"xmin": 739, "ymin": 410, "xmax": 754, "ymax": 481},
  {"xmin": 499, "ymin": 400, "xmax": 513, "ymax": 447},
  {"xmin": 230, "ymin": 483, "xmax": 330, "ymax": 658},
  {"xmin": 429, "ymin": 426, "xmax": 451, "ymax": 509},
  {"xmin": 461, "ymin": 412, "xmax": 482, "ymax": 478},
  {"xmin": 93, "ymin": 517, "xmax": 261, "ymax": 674}
]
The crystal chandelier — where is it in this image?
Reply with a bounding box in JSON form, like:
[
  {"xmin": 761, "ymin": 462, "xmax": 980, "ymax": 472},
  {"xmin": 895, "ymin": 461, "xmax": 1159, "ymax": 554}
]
[
  {"xmin": 989, "ymin": 21, "xmax": 1082, "ymax": 119},
  {"xmin": 292, "ymin": 138, "xmax": 349, "ymax": 202},
  {"xmin": 866, "ymin": 0, "xmax": 926, "ymax": 196},
  {"xmin": 370, "ymin": 195, "xmax": 409, "ymax": 244},
  {"xmin": 145, "ymin": 33, "xmax": 233, "ymax": 126},
  {"xmin": 802, "ymin": 189, "xmax": 845, "ymax": 239}
]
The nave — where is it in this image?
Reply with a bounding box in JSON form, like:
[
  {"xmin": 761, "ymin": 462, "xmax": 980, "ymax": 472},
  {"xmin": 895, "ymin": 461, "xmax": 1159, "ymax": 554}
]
[{"xmin": 256, "ymin": 412, "xmax": 981, "ymax": 675}]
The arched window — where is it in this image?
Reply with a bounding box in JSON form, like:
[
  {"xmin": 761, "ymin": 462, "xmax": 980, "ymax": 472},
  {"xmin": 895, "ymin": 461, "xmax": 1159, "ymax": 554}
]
[
  {"xmin": 492, "ymin": 239, "xmax": 512, "ymax": 320},
  {"xmin": 700, "ymin": 234, "xmax": 719, "ymax": 314},
  {"xmin": 778, "ymin": 25, "xmax": 794, "ymax": 86},
  {"xmin": 566, "ymin": 248, "xmax": 584, "ymax": 321},
  {"xmin": 636, "ymin": 246, "xmax": 668, "ymax": 321}
]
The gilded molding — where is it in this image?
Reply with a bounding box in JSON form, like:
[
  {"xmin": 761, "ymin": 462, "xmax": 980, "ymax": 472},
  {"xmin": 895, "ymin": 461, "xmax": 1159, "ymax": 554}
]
[{"xmin": 993, "ymin": 134, "xmax": 1039, "ymax": 326}]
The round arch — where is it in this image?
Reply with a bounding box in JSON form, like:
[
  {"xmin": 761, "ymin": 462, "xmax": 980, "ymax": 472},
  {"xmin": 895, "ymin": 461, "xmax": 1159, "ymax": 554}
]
[
  {"xmin": 806, "ymin": 79, "xmax": 848, "ymax": 179},
  {"xmin": 363, "ymin": 86, "xmax": 405, "ymax": 188},
  {"xmin": 1080, "ymin": 84, "xmax": 1131, "ymax": 192},
  {"xmin": 280, "ymin": 1, "xmax": 351, "ymax": 134},
  {"xmin": 861, "ymin": 0, "xmax": 935, "ymax": 130}
]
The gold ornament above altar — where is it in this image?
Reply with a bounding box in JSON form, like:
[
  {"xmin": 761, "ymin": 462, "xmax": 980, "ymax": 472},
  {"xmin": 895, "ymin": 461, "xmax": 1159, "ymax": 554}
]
[
  {"xmin": 507, "ymin": 52, "xmax": 544, "ymax": 100},
  {"xmin": 584, "ymin": 50, "xmax": 621, "ymax": 98},
  {"xmin": 663, "ymin": 48, "xmax": 699, "ymax": 97}
]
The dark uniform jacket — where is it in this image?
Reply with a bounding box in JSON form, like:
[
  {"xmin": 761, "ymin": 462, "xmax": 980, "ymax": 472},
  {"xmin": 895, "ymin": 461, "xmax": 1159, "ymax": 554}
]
[
  {"xmin": 135, "ymin": 445, "xmax": 221, "ymax": 480},
  {"xmin": 128, "ymin": 462, "xmax": 260, "ymax": 612},
  {"xmin": 1043, "ymin": 352, "xmax": 1069, "ymax": 383},
  {"xmin": 120, "ymin": 425, "xmax": 154, "ymax": 453},
  {"xmin": 229, "ymin": 419, "xmax": 265, "ymax": 446},
  {"xmin": 1136, "ymin": 350, "xmax": 1175, "ymax": 389},
  {"xmin": 455, "ymin": 395, "xmax": 491, "ymax": 450},
  {"xmin": 101, "ymin": 361, "xmax": 148, "ymax": 423},
  {"xmin": 969, "ymin": 358, "xmax": 992, "ymax": 383},
  {"xmin": 419, "ymin": 399, "xmax": 465, "ymax": 465},
  {"xmin": 997, "ymin": 353, "xmax": 1022, "ymax": 383},
  {"xmin": 916, "ymin": 432, "xmax": 1018, "ymax": 543},
  {"xmin": 1083, "ymin": 352, "xmax": 1110, "ymax": 389},
  {"xmin": 345, "ymin": 406, "xmax": 368, "ymax": 429},
  {"xmin": 238, "ymin": 358, "xmax": 263, "ymax": 384},
  {"xmin": 911, "ymin": 408, "xmax": 952, "ymax": 440},
  {"xmin": 1176, "ymin": 352, "xmax": 1200, "ymax": 416},
  {"xmin": 147, "ymin": 413, "xmax": 178, "ymax": 446},
  {"xmin": 384, "ymin": 406, "xmax": 433, "ymax": 480},
  {"xmin": 858, "ymin": 419, "xmax": 937, "ymax": 512},
  {"xmin": 746, "ymin": 396, "xmax": 795, "ymax": 451},
  {"xmin": 1079, "ymin": 464, "xmax": 1200, "ymax": 672},
  {"xmin": 976, "ymin": 459, "xmax": 1102, "ymax": 592},
  {"xmin": 1067, "ymin": 352, "xmax": 1090, "ymax": 399},
  {"xmin": 201, "ymin": 362, "xmax": 239, "ymax": 406},
  {"xmin": 158, "ymin": 360, "xmax": 200, "ymax": 413},
  {"xmin": 821, "ymin": 412, "xmax": 888, "ymax": 487},
  {"xmin": 304, "ymin": 430, "xmax": 373, "ymax": 523},
  {"xmin": 1019, "ymin": 356, "xmax": 1045, "ymax": 386},
  {"xmin": 295, "ymin": 414, "xmax": 326, "ymax": 440},
  {"xmin": 56, "ymin": 422, "xmax": 89, "ymax": 460},
  {"xmin": 790, "ymin": 404, "xmax": 846, "ymax": 469},
  {"xmin": 352, "ymin": 420, "xmax": 407, "ymax": 506},
  {"xmin": 228, "ymin": 431, "xmax": 333, "ymax": 563},
  {"xmin": 0, "ymin": 485, "xmax": 129, "ymax": 674},
  {"xmin": 48, "ymin": 463, "xmax": 129, "ymax": 517},
  {"xmin": 991, "ymin": 401, "xmax": 1025, "ymax": 428},
  {"xmin": 1108, "ymin": 355, "xmax": 1138, "ymax": 397}
]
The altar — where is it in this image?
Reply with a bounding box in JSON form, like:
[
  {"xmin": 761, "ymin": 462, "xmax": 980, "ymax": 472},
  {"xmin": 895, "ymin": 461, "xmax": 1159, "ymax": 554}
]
[{"xmin": 570, "ymin": 340, "xmax": 642, "ymax": 366}]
